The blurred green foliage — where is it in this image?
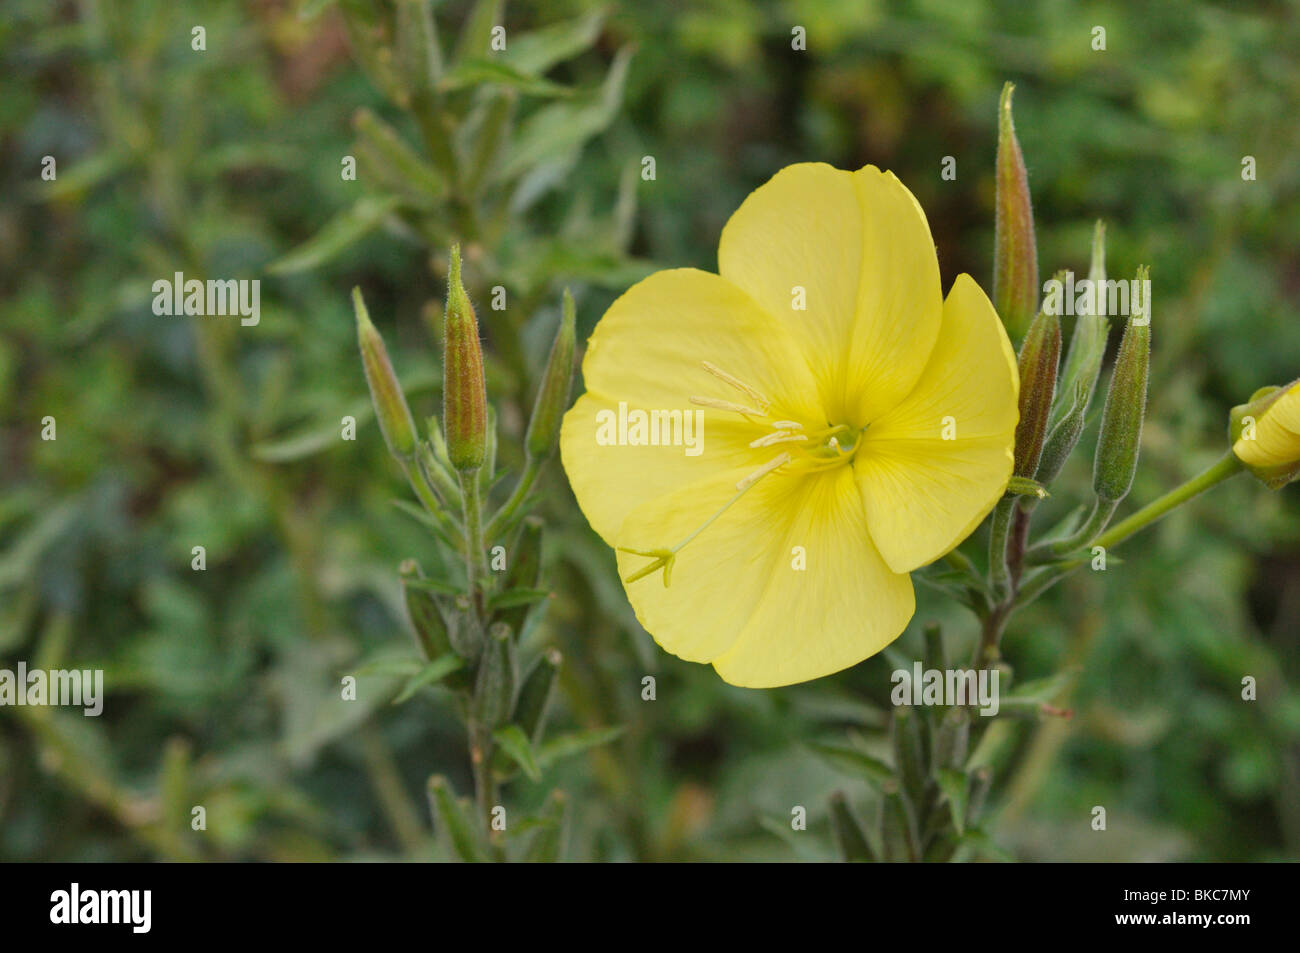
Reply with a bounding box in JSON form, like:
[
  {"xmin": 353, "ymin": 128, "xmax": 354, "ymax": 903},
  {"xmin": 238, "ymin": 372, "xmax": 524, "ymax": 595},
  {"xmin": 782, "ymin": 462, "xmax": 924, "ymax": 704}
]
[{"xmin": 2, "ymin": 0, "xmax": 1297, "ymax": 861}]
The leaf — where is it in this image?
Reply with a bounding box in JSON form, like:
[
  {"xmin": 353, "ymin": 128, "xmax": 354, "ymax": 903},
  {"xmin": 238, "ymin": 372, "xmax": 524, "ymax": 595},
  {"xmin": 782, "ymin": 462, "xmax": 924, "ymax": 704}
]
[
  {"xmin": 438, "ymin": 58, "xmax": 574, "ymax": 97},
  {"xmin": 427, "ymin": 775, "xmax": 487, "ymax": 862},
  {"xmin": 401, "ymin": 573, "xmax": 464, "ymax": 598},
  {"xmin": 503, "ymin": 9, "xmax": 607, "ymax": 75},
  {"xmin": 354, "ymin": 656, "xmax": 424, "ymax": 678},
  {"xmin": 496, "ymin": 45, "xmax": 633, "ymax": 183},
  {"xmin": 535, "ymin": 726, "xmax": 625, "ymax": 771},
  {"xmin": 805, "ymin": 741, "xmax": 893, "ymax": 786},
  {"xmin": 487, "ymin": 587, "xmax": 551, "ymax": 610},
  {"xmin": 267, "ymin": 195, "xmax": 403, "ymax": 275},
  {"xmin": 393, "ymin": 655, "xmax": 465, "ymax": 704},
  {"xmin": 492, "ymin": 724, "xmax": 540, "ymax": 781},
  {"xmin": 829, "ymin": 791, "xmax": 876, "ymax": 862},
  {"xmin": 521, "ymin": 791, "xmax": 567, "ymax": 862},
  {"xmin": 937, "ymin": 769, "xmax": 969, "ymax": 835},
  {"xmin": 389, "ymin": 501, "xmax": 460, "ymax": 550}
]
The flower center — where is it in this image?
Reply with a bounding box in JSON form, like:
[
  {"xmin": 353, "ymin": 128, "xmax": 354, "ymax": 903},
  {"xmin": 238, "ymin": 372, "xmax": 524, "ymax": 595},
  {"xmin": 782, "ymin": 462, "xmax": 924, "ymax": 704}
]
[{"xmin": 619, "ymin": 362, "xmax": 863, "ymax": 586}]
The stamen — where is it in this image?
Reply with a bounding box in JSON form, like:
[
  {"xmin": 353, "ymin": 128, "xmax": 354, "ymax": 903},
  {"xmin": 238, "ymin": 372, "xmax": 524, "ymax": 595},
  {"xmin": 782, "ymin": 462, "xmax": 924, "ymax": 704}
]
[
  {"xmin": 770, "ymin": 420, "xmax": 804, "ymax": 430},
  {"xmin": 619, "ymin": 451, "xmax": 792, "ymax": 586},
  {"xmin": 701, "ymin": 361, "xmax": 772, "ymax": 413},
  {"xmin": 749, "ymin": 431, "xmax": 808, "ymax": 448},
  {"xmin": 737, "ymin": 452, "xmax": 792, "ymax": 491},
  {"xmin": 689, "ymin": 395, "xmax": 766, "ymax": 417}
]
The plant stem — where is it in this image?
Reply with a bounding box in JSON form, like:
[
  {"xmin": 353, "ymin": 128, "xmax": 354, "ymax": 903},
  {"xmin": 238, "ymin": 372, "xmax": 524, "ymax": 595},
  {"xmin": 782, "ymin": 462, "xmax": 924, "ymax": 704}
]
[
  {"xmin": 484, "ymin": 456, "xmax": 541, "ymax": 542},
  {"xmin": 987, "ymin": 498, "xmax": 1014, "ymax": 598},
  {"xmin": 1092, "ymin": 452, "xmax": 1243, "ymax": 550},
  {"xmin": 459, "ymin": 469, "xmax": 486, "ymax": 594}
]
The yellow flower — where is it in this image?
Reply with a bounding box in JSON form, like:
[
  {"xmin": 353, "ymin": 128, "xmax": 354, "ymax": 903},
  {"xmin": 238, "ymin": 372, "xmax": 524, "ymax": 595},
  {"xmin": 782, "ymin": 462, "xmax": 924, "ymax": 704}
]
[
  {"xmin": 560, "ymin": 164, "xmax": 1019, "ymax": 687},
  {"xmin": 1232, "ymin": 379, "xmax": 1300, "ymax": 488}
]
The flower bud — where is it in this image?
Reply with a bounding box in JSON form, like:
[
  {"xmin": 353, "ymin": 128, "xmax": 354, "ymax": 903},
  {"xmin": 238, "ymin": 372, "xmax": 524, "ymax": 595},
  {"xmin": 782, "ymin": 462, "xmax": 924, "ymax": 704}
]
[
  {"xmin": 354, "ymin": 287, "xmax": 418, "ymax": 460},
  {"xmin": 473, "ymin": 623, "xmax": 516, "ymax": 728},
  {"xmin": 1093, "ymin": 267, "xmax": 1151, "ymax": 503},
  {"xmin": 442, "ymin": 244, "xmax": 488, "ymax": 472},
  {"xmin": 1012, "ymin": 292, "xmax": 1061, "ymax": 478},
  {"xmin": 993, "ymin": 82, "xmax": 1039, "ymax": 340},
  {"xmin": 525, "ymin": 289, "xmax": 577, "ymax": 461},
  {"xmin": 1231, "ymin": 379, "xmax": 1300, "ymax": 489},
  {"xmin": 1053, "ymin": 220, "xmax": 1109, "ymax": 427},
  {"xmin": 399, "ymin": 559, "xmax": 453, "ymax": 661},
  {"xmin": 512, "ymin": 647, "xmax": 561, "ymax": 744}
]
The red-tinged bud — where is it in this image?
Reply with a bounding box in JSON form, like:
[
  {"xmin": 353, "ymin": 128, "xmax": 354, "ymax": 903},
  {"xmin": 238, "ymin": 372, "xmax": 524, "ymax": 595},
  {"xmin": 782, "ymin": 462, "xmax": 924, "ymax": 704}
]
[
  {"xmin": 354, "ymin": 287, "xmax": 418, "ymax": 460},
  {"xmin": 993, "ymin": 82, "xmax": 1039, "ymax": 340},
  {"xmin": 442, "ymin": 244, "xmax": 487, "ymax": 472}
]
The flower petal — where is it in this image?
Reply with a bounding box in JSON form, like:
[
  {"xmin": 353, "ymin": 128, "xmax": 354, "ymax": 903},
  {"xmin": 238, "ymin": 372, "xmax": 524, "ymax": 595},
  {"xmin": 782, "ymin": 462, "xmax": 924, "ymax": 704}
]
[
  {"xmin": 1234, "ymin": 381, "xmax": 1300, "ymax": 467},
  {"xmin": 854, "ymin": 273, "xmax": 1019, "ymax": 574},
  {"xmin": 560, "ymin": 268, "xmax": 821, "ymax": 543},
  {"xmin": 613, "ymin": 468, "xmax": 794, "ymax": 665},
  {"xmin": 710, "ymin": 466, "xmax": 915, "ymax": 687},
  {"xmin": 717, "ymin": 163, "xmax": 943, "ymax": 426}
]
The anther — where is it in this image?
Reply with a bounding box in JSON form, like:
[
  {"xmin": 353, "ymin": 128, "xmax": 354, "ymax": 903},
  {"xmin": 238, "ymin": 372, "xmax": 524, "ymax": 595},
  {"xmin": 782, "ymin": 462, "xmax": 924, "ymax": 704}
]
[
  {"xmin": 749, "ymin": 431, "xmax": 808, "ymax": 448},
  {"xmin": 701, "ymin": 361, "xmax": 772, "ymax": 413},
  {"xmin": 737, "ymin": 452, "xmax": 792, "ymax": 491},
  {"xmin": 689, "ymin": 395, "xmax": 766, "ymax": 417}
]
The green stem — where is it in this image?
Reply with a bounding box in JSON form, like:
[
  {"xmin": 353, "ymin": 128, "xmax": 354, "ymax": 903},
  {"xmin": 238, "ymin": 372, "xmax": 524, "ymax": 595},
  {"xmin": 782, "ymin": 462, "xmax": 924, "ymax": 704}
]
[
  {"xmin": 987, "ymin": 498, "xmax": 1014, "ymax": 598},
  {"xmin": 1012, "ymin": 452, "xmax": 1245, "ymax": 612},
  {"xmin": 484, "ymin": 456, "xmax": 541, "ymax": 542},
  {"xmin": 1037, "ymin": 496, "xmax": 1117, "ymax": 559},
  {"xmin": 460, "ymin": 470, "xmax": 487, "ymax": 594},
  {"xmin": 1093, "ymin": 451, "xmax": 1243, "ymax": 550}
]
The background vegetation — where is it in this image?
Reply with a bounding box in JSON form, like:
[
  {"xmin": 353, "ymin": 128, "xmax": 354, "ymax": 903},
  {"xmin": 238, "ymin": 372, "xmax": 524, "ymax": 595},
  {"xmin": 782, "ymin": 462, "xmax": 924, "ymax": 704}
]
[{"xmin": 2, "ymin": 0, "xmax": 1298, "ymax": 861}]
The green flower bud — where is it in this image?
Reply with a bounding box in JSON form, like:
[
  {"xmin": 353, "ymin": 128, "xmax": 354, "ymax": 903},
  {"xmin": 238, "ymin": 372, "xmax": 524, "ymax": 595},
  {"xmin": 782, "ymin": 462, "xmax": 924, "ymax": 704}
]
[
  {"xmin": 1012, "ymin": 294, "xmax": 1061, "ymax": 478},
  {"xmin": 525, "ymin": 289, "xmax": 577, "ymax": 461},
  {"xmin": 399, "ymin": 559, "xmax": 452, "ymax": 661},
  {"xmin": 993, "ymin": 82, "xmax": 1039, "ymax": 339},
  {"xmin": 512, "ymin": 647, "xmax": 561, "ymax": 744},
  {"xmin": 1053, "ymin": 220, "xmax": 1109, "ymax": 428},
  {"xmin": 354, "ymin": 287, "xmax": 418, "ymax": 460},
  {"xmin": 474, "ymin": 623, "xmax": 516, "ymax": 728},
  {"xmin": 1036, "ymin": 378, "xmax": 1089, "ymax": 487},
  {"xmin": 1093, "ymin": 266, "xmax": 1151, "ymax": 503},
  {"xmin": 443, "ymin": 244, "xmax": 488, "ymax": 472}
]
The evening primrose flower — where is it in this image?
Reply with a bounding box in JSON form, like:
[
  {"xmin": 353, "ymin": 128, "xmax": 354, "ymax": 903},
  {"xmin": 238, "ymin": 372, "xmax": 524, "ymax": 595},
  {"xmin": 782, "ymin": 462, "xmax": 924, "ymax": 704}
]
[
  {"xmin": 1232, "ymin": 379, "xmax": 1300, "ymax": 489},
  {"xmin": 560, "ymin": 164, "xmax": 1019, "ymax": 687}
]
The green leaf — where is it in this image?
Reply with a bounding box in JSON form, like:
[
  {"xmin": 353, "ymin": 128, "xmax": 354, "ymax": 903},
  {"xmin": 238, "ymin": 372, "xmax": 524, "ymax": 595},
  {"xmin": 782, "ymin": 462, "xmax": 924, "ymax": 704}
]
[
  {"xmin": 805, "ymin": 741, "xmax": 893, "ymax": 786},
  {"xmin": 400, "ymin": 572, "xmax": 464, "ymax": 598},
  {"xmin": 521, "ymin": 791, "xmax": 567, "ymax": 862},
  {"xmin": 936, "ymin": 769, "xmax": 969, "ymax": 835},
  {"xmin": 354, "ymin": 656, "xmax": 424, "ymax": 678},
  {"xmin": 504, "ymin": 9, "xmax": 607, "ymax": 75},
  {"xmin": 496, "ymin": 45, "xmax": 632, "ymax": 183},
  {"xmin": 393, "ymin": 655, "xmax": 465, "ymax": 704},
  {"xmin": 1006, "ymin": 475, "xmax": 1048, "ymax": 499},
  {"xmin": 267, "ymin": 195, "xmax": 403, "ymax": 275},
  {"xmin": 829, "ymin": 791, "xmax": 876, "ymax": 862},
  {"xmin": 389, "ymin": 500, "xmax": 460, "ymax": 550},
  {"xmin": 492, "ymin": 724, "xmax": 541, "ymax": 781},
  {"xmin": 427, "ymin": 775, "xmax": 487, "ymax": 862},
  {"xmin": 439, "ymin": 58, "xmax": 573, "ymax": 97},
  {"xmin": 487, "ymin": 587, "xmax": 551, "ymax": 610},
  {"xmin": 535, "ymin": 726, "xmax": 625, "ymax": 771}
]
